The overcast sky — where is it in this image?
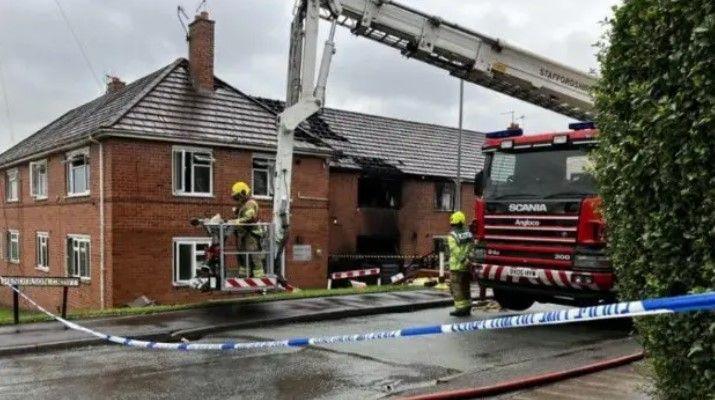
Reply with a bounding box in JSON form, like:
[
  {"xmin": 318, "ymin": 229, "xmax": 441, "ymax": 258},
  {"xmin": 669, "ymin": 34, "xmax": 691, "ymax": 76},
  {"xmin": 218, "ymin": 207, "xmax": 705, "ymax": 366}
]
[{"xmin": 0, "ymin": 0, "xmax": 619, "ymax": 153}]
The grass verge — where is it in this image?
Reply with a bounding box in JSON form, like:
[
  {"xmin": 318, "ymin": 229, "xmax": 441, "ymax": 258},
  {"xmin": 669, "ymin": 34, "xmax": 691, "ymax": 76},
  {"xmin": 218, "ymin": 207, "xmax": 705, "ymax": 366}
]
[{"xmin": 0, "ymin": 285, "xmax": 425, "ymax": 326}]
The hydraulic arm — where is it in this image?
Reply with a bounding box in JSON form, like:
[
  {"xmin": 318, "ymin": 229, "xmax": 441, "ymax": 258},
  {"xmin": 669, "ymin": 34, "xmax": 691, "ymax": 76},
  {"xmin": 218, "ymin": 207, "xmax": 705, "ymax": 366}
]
[
  {"xmin": 322, "ymin": 0, "xmax": 596, "ymax": 121},
  {"xmin": 272, "ymin": 0, "xmax": 340, "ymax": 269}
]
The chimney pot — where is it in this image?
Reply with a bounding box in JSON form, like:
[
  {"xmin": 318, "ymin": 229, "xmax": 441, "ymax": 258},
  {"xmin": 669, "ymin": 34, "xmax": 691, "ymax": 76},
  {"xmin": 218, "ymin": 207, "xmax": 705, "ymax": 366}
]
[
  {"xmin": 106, "ymin": 76, "xmax": 126, "ymax": 94},
  {"xmin": 188, "ymin": 11, "xmax": 215, "ymax": 94}
]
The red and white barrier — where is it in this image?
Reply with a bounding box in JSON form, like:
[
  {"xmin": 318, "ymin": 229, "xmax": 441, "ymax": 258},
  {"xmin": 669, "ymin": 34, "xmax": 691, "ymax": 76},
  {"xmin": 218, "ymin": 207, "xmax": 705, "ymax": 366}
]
[
  {"xmin": 224, "ymin": 277, "xmax": 280, "ymax": 292},
  {"xmin": 328, "ymin": 268, "xmax": 381, "ymax": 289}
]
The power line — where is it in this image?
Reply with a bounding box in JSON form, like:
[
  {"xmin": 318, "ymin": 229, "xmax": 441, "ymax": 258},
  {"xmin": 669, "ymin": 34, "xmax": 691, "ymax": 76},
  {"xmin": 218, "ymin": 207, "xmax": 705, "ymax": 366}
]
[
  {"xmin": 0, "ymin": 44, "xmax": 15, "ymax": 146},
  {"xmin": 52, "ymin": 0, "xmax": 104, "ymax": 91}
]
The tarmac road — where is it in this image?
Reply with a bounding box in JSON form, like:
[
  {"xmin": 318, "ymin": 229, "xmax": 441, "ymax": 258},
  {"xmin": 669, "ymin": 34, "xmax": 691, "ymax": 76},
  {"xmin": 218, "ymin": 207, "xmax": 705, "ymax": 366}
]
[{"xmin": 0, "ymin": 304, "xmax": 641, "ymax": 400}]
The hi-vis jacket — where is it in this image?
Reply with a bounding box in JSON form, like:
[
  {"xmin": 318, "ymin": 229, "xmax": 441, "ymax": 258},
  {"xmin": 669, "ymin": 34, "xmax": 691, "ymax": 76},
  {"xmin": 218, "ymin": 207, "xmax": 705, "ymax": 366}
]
[{"xmin": 447, "ymin": 227, "xmax": 474, "ymax": 271}]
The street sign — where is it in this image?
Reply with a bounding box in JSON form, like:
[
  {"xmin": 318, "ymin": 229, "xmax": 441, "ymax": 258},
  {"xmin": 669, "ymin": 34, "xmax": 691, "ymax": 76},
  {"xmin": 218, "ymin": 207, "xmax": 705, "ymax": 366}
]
[
  {"xmin": 2, "ymin": 276, "xmax": 79, "ymax": 326},
  {"xmin": 1, "ymin": 276, "xmax": 80, "ymax": 287}
]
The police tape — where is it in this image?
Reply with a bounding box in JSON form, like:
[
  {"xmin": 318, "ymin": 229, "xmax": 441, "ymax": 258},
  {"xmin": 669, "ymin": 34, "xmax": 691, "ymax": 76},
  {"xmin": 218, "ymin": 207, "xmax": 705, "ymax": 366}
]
[{"xmin": 4, "ymin": 280, "xmax": 714, "ymax": 352}]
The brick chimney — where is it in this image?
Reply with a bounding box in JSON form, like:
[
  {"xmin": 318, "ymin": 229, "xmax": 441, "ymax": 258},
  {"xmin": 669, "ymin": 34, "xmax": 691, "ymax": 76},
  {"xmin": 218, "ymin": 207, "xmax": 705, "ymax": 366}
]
[
  {"xmin": 106, "ymin": 76, "xmax": 126, "ymax": 94},
  {"xmin": 188, "ymin": 11, "xmax": 215, "ymax": 94}
]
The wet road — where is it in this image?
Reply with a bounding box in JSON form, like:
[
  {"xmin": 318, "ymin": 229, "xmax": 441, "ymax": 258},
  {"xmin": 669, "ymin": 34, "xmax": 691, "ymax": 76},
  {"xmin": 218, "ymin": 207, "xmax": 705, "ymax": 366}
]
[{"xmin": 0, "ymin": 304, "xmax": 636, "ymax": 400}]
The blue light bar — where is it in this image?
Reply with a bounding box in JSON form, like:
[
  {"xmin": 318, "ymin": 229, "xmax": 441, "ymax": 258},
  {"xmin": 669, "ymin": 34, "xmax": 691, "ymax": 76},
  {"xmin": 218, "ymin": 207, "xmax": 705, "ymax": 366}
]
[
  {"xmin": 568, "ymin": 121, "xmax": 596, "ymax": 130},
  {"xmin": 485, "ymin": 128, "xmax": 523, "ymax": 139}
]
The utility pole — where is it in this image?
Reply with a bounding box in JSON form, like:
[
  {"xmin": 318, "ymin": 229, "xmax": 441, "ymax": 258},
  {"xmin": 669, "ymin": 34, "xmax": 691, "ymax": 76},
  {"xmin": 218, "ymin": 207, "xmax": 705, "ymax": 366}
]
[{"xmin": 455, "ymin": 79, "xmax": 464, "ymax": 212}]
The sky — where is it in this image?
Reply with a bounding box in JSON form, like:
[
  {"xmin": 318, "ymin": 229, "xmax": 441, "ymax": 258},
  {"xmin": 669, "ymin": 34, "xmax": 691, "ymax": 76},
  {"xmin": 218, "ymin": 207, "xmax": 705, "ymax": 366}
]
[{"xmin": 0, "ymin": 0, "xmax": 620, "ymax": 153}]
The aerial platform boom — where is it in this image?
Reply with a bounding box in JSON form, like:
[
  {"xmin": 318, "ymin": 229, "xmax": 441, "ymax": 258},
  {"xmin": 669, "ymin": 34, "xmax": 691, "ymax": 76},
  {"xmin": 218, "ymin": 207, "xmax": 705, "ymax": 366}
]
[{"xmin": 323, "ymin": 0, "xmax": 596, "ymax": 121}]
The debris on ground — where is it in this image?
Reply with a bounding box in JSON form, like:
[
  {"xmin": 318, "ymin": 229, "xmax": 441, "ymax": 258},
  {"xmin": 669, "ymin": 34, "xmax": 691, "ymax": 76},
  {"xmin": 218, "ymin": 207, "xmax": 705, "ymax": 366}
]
[
  {"xmin": 125, "ymin": 295, "xmax": 156, "ymax": 308},
  {"xmin": 349, "ymin": 280, "xmax": 367, "ymax": 289}
]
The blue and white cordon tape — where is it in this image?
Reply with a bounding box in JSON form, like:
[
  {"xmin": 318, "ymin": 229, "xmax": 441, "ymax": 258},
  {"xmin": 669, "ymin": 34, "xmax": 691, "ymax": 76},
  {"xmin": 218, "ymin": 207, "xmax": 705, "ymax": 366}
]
[{"xmin": 4, "ymin": 281, "xmax": 714, "ymax": 352}]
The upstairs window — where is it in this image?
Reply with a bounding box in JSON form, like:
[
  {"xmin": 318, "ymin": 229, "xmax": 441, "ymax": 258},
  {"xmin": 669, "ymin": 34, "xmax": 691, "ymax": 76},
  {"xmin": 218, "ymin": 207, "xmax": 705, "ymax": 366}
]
[
  {"xmin": 172, "ymin": 146, "xmax": 213, "ymax": 196},
  {"xmin": 30, "ymin": 160, "xmax": 48, "ymax": 200},
  {"xmin": 66, "ymin": 148, "xmax": 90, "ymax": 196},
  {"xmin": 67, "ymin": 235, "xmax": 90, "ymax": 279},
  {"xmin": 6, "ymin": 230, "xmax": 19, "ymax": 263},
  {"xmin": 435, "ymin": 181, "xmax": 455, "ymax": 211},
  {"xmin": 252, "ymin": 156, "xmax": 275, "ymax": 197},
  {"xmin": 5, "ymin": 169, "xmax": 18, "ymax": 202}
]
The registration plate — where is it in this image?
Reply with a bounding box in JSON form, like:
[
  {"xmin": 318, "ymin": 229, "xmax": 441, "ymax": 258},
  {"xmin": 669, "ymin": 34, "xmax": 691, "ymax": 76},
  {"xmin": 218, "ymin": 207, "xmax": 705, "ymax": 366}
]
[{"xmin": 507, "ymin": 267, "xmax": 538, "ymax": 279}]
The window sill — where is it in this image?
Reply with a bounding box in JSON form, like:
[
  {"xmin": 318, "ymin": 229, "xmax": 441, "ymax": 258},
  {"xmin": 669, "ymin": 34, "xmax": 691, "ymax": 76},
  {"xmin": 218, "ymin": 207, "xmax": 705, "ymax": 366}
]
[
  {"xmin": 8, "ymin": 260, "xmax": 20, "ymax": 265},
  {"xmin": 32, "ymin": 196, "xmax": 48, "ymax": 201},
  {"xmin": 253, "ymin": 195, "xmax": 273, "ymax": 201},
  {"xmin": 36, "ymin": 266, "xmax": 50, "ymax": 273},
  {"xmin": 66, "ymin": 192, "xmax": 90, "ymax": 198},
  {"xmin": 172, "ymin": 282, "xmax": 191, "ymax": 288},
  {"xmin": 6, "ymin": 199, "xmax": 18, "ymax": 203},
  {"xmin": 173, "ymin": 192, "xmax": 214, "ymax": 198}
]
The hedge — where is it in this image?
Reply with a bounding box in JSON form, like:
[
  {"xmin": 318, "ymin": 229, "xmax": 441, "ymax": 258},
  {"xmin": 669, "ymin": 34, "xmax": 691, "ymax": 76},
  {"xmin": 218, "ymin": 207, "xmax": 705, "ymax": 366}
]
[{"xmin": 592, "ymin": 0, "xmax": 714, "ymax": 398}]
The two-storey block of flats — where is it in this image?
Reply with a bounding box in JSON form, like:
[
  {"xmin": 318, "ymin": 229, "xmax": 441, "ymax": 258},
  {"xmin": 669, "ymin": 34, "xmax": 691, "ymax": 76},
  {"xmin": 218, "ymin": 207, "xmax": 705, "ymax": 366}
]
[{"xmin": 0, "ymin": 12, "xmax": 484, "ymax": 310}]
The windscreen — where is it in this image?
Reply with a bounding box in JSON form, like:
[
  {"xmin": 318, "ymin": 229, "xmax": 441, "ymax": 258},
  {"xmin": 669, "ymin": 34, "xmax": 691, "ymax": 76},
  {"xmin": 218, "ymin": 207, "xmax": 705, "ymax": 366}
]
[{"xmin": 483, "ymin": 147, "xmax": 597, "ymax": 200}]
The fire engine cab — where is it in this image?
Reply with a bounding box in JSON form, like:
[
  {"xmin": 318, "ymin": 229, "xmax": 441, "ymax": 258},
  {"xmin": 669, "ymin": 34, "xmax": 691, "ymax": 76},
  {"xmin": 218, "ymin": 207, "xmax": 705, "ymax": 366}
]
[{"xmin": 472, "ymin": 122, "xmax": 614, "ymax": 310}]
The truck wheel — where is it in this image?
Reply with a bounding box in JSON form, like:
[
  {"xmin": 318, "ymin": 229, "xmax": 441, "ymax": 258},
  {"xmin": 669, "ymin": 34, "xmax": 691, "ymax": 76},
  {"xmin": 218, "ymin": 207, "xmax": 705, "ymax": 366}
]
[{"xmin": 493, "ymin": 289, "xmax": 535, "ymax": 311}]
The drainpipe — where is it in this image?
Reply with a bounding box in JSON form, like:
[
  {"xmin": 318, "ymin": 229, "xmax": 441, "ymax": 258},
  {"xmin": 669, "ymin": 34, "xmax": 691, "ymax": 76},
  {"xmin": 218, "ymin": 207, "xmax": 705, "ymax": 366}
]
[{"xmin": 90, "ymin": 136, "xmax": 106, "ymax": 309}]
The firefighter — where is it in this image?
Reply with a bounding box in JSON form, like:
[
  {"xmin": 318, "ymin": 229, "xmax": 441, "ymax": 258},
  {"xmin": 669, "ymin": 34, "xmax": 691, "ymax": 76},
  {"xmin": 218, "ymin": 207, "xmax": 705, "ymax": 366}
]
[
  {"xmin": 230, "ymin": 181, "xmax": 265, "ymax": 278},
  {"xmin": 447, "ymin": 211, "xmax": 474, "ymax": 317}
]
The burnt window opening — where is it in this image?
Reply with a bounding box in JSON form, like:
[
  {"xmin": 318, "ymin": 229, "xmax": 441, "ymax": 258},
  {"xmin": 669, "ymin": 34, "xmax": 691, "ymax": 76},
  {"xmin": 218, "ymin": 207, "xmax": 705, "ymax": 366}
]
[
  {"xmin": 435, "ymin": 181, "xmax": 455, "ymax": 211},
  {"xmin": 358, "ymin": 176, "xmax": 402, "ymax": 209}
]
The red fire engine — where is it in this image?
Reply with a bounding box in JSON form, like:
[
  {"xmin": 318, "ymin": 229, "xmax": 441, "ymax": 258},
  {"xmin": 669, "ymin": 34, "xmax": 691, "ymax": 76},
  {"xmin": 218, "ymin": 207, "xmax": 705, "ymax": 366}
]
[{"xmin": 472, "ymin": 122, "xmax": 613, "ymax": 310}]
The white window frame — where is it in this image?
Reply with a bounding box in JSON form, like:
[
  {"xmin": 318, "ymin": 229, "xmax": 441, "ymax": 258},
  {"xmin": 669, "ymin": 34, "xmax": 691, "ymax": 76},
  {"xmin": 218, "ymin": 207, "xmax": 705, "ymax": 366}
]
[
  {"xmin": 66, "ymin": 147, "xmax": 90, "ymax": 197},
  {"xmin": 172, "ymin": 237, "xmax": 211, "ymax": 286},
  {"xmin": 251, "ymin": 154, "xmax": 275, "ymax": 199},
  {"xmin": 7, "ymin": 229, "xmax": 20, "ymax": 264},
  {"xmin": 30, "ymin": 160, "xmax": 48, "ymax": 200},
  {"xmin": 6, "ymin": 168, "xmax": 19, "ymax": 202},
  {"xmin": 171, "ymin": 146, "xmax": 214, "ymax": 197},
  {"xmin": 36, "ymin": 232, "xmax": 49, "ymax": 272},
  {"xmin": 66, "ymin": 234, "xmax": 90, "ymax": 280}
]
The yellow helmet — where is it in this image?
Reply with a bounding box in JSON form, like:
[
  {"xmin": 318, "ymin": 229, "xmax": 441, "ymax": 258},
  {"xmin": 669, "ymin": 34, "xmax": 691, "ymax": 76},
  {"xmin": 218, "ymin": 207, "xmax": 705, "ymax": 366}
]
[
  {"xmin": 449, "ymin": 211, "xmax": 466, "ymax": 226},
  {"xmin": 231, "ymin": 181, "xmax": 250, "ymax": 197}
]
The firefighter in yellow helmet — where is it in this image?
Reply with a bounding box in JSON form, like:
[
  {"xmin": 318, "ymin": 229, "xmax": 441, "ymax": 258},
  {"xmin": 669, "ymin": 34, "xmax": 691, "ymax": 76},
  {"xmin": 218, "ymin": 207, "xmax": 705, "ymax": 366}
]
[
  {"xmin": 447, "ymin": 211, "xmax": 474, "ymax": 317},
  {"xmin": 230, "ymin": 182, "xmax": 265, "ymax": 278}
]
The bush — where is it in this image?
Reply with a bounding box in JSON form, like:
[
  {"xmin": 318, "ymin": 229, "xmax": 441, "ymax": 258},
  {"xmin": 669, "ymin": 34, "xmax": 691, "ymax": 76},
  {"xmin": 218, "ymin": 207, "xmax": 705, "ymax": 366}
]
[{"xmin": 593, "ymin": 0, "xmax": 714, "ymax": 398}]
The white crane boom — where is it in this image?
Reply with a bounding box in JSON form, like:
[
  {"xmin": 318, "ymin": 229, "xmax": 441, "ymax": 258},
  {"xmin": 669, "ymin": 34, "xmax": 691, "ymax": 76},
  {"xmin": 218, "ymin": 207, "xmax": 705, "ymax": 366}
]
[
  {"xmin": 326, "ymin": 0, "xmax": 596, "ymax": 121},
  {"xmin": 271, "ymin": 0, "xmax": 597, "ymax": 274}
]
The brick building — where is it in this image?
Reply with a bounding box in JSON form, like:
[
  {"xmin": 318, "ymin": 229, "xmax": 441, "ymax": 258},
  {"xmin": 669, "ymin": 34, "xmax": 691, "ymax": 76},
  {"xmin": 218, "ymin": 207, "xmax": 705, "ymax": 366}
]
[{"xmin": 0, "ymin": 13, "xmax": 484, "ymax": 310}]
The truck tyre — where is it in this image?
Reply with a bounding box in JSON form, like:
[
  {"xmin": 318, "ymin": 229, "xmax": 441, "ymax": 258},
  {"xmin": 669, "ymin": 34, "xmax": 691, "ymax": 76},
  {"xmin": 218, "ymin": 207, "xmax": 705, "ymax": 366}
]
[{"xmin": 494, "ymin": 289, "xmax": 535, "ymax": 311}]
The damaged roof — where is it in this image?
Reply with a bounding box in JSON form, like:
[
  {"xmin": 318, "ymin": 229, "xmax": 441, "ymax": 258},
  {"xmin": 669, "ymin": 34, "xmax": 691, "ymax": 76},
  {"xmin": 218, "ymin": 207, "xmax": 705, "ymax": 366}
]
[
  {"xmin": 1, "ymin": 58, "xmax": 485, "ymax": 180},
  {"xmin": 257, "ymin": 98, "xmax": 485, "ymax": 181}
]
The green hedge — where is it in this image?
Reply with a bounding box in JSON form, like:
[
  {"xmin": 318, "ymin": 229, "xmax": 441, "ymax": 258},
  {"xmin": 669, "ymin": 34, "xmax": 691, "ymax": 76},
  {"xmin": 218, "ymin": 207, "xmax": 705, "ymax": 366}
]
[{"xmin": 593, "ymin": 0, "xmax": 714, "ymax": 398}]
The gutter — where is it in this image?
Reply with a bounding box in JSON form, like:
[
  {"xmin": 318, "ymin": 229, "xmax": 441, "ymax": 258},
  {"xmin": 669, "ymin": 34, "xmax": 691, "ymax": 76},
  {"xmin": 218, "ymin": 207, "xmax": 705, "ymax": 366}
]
[
  {"xmin": 95, "ymin": 129, "xmax": 335, "ymax": 158},
  {"xmin": 0, "ymin": 137, "xmax": 93, "ymax": 169},
  {"xmin": 0, "ymin": 127, "xmax": 334, "ymax": 170}
]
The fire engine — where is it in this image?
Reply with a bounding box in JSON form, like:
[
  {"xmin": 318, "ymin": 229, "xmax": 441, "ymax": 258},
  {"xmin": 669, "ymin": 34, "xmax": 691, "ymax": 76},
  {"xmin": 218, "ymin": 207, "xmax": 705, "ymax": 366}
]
[{"xmin": 472, "ymin": 122, "xmax": 612, "ymax": 310}]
